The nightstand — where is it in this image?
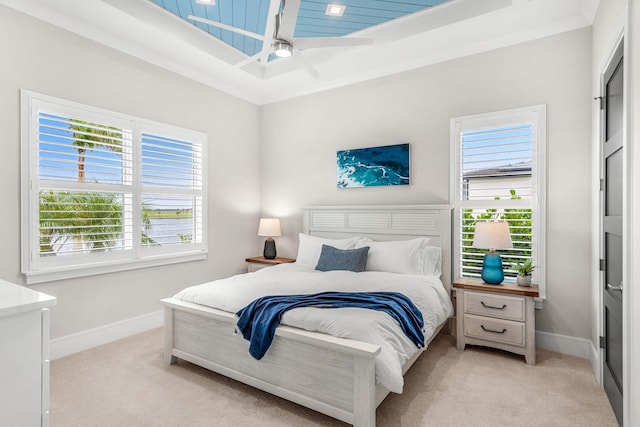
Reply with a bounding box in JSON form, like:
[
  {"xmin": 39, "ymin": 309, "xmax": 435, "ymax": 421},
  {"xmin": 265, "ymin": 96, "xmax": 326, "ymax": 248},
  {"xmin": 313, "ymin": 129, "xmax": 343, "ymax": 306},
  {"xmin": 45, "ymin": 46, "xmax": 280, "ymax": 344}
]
[
  {"xmin": 245, "ymin": 256, "xmax": 296, "ymax": 273},
  {"xmin": 453, "ymin": 277, "xmax": 539, "ymax": 365}
]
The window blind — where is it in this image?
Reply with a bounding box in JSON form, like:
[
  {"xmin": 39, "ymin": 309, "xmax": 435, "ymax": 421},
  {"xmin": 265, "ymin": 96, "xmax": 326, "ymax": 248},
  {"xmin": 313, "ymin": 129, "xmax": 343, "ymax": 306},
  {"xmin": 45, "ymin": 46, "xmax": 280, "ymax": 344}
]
[
  {"xmin": 37, "ymin": 112, "xmax": 132, "ymax": 256},
  {"xmin": 459, "ymin": 124, "xmax": 533, "ymax": 201},
  {"xmin": 451, "ymin": 106, "xmax": 545, "ymax": 295},
  {"xmin": 38, "ymin": 113, "xmax": 131, "ymax": 185},
  {"xmin": 140, "ymin": 132, "xmax": 204, "ymax": 248},
  {"xmin": 460, "ymin": 208, "xmax": 533, "ymax": 279},
  {"xmin": 22, "ymin": 91, "xmax": 208, "ymax": 283},
  {"xmin": 141, "ymin": 133, "xmax": 202, "ymax": 190}
]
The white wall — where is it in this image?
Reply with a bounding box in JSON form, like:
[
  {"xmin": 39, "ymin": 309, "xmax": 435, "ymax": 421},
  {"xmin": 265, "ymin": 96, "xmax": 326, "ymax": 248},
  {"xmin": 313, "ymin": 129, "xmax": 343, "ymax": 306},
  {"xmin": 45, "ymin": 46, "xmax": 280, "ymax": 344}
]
[
  {"xmin": 0, "ymin": 6, "xmax": 262, "ymax": 340},
  {"xmin": 260, "ymin": 28, "xmax": 593, "ymax": 340}
]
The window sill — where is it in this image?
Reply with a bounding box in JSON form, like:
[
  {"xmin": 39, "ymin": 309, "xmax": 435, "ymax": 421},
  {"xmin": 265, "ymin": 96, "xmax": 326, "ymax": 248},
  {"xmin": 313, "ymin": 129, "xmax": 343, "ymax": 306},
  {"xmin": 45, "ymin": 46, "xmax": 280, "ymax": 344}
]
[{"xmin": 24, "ymin": 251, "xmax": 207, "ymax": 285}]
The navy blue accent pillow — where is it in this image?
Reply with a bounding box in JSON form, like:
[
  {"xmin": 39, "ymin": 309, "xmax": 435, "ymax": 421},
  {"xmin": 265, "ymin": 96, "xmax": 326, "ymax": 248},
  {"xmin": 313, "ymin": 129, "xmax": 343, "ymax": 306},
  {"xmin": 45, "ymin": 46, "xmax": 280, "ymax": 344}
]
[{"xmin": 315, "ymin": 244, "xmax": 370, "ymax": 272}]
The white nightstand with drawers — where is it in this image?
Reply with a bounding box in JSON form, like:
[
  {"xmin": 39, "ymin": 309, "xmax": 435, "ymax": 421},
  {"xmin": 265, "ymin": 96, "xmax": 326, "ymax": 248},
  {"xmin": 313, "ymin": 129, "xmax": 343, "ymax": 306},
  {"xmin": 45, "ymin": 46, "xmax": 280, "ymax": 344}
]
[{"xmin": 453, "ymin": 277, "xmax": 539, "ymax": 365}]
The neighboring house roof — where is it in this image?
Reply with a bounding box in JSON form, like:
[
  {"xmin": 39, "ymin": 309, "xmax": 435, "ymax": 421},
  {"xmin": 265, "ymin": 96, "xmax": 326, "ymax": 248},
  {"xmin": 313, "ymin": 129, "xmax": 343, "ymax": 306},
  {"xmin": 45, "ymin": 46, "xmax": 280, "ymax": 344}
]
[{"xmin": 464, "ymin": 161, "xmax": 532, "ymax": 179}]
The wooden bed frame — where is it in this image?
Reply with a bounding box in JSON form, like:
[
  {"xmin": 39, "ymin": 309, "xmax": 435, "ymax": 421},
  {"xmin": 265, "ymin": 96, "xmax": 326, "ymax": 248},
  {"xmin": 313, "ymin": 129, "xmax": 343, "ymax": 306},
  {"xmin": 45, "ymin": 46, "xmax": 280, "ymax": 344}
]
[{"xmin": 161, "ymin": 204, "xmax": 452, "ymax": 427}]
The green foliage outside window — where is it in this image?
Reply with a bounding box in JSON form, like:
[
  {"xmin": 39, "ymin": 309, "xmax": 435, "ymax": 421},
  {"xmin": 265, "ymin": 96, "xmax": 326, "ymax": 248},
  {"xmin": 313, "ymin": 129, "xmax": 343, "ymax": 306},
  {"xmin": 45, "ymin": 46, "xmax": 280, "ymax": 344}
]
[
  {"xmin": 461, "ymin": 189, "xmax": 532, "ymax": 280},
  {"xmin": 39, "ymin": 191, "xmax": 123, "ymax": 255},
  {"xmin": 39, "ymin": 119, "xmax": 158, "ymax": 255},
  {"xmin": 39, "ymin": 191, "xmax": 158, "ymax": 255}
]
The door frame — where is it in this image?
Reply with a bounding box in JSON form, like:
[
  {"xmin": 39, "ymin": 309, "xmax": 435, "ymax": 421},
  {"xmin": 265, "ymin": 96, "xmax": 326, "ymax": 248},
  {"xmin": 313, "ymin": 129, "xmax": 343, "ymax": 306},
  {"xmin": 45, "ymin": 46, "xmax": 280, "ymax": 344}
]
[{"xmin": 597, "ymin": 30, "xmax": 630, "ymax": 425}]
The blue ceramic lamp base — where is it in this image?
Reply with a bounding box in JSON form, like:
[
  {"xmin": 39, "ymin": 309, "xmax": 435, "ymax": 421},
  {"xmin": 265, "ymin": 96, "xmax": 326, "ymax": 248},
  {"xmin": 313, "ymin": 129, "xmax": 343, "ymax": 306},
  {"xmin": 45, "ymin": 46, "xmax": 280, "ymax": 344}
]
[{"xmin": 481, "ymin": 253, "xmax": 505, "ymax": 284}]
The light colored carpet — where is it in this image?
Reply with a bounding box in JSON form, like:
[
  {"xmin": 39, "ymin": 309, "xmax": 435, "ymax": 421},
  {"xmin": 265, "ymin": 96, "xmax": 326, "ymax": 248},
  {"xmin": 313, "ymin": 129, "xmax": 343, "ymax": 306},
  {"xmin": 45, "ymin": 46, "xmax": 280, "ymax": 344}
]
[{"xmin": 50, "ymin": 328, "xmax": 618, "ymax": 427}]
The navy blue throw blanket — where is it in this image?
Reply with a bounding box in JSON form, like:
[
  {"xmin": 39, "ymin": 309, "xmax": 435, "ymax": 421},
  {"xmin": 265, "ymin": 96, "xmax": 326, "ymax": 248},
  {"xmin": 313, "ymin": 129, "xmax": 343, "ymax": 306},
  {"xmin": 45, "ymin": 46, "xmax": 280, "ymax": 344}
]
[{"xmin": 236, "ymin": 291, "xmax": 425, "ymax": 360}]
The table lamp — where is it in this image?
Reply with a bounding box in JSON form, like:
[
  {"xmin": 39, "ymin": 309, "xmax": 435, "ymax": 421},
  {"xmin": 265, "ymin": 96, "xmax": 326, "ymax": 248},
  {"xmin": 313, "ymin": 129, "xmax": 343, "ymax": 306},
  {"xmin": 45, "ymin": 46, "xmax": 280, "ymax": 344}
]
[
  {"xmin": 258, "ymin": 218, "xmax": 281, "ymax": 259},
  {"xmin": 472, "ymin": 221, "xmax": 512, "ymax": 284}
]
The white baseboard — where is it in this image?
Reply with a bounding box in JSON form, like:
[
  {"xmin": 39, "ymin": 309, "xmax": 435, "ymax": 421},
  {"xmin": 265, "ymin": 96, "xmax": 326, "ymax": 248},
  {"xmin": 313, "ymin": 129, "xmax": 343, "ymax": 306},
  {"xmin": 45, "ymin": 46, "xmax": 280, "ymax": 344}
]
[
  {"xmin": 49, "ymin": 314, "xmax": 604, "ymax": 382},
  {"xmin": 536, "ymin": 330, "xmax": 593, "ymax": 359},
  {"xmin": 50, "ymin": 310, "xmax": 163, "ymax": 360},
  {"xmin": 536, "ymin": 331, "xmax": 601, "ymax": 383}
]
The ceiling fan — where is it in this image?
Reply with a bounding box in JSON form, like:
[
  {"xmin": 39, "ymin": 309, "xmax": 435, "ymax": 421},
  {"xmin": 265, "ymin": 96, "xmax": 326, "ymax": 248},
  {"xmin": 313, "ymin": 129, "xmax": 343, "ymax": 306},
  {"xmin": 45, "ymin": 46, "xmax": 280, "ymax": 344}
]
[{"xmin": 188, "ymin": 0, "xmax": 373, "ymax": 78}]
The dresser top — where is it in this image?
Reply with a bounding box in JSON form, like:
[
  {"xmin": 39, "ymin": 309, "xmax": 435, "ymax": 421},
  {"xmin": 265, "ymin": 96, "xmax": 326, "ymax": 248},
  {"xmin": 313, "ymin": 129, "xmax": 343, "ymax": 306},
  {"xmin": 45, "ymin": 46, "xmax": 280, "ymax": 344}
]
[
  {"xmin": 453, "ymin": 277, "xmax": 539, "ymax": 297},
  {"xmin": 0, "ymin": 280, "xmax": 56, "ymax": 318}
]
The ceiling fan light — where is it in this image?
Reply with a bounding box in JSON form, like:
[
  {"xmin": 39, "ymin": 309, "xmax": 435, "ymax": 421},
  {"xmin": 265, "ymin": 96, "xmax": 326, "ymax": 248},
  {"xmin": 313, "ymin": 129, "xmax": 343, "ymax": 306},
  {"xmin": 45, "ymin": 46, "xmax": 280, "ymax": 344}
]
[{"xmin": 273, "ymin": 40, "xmax": 293, "ymax": 58}]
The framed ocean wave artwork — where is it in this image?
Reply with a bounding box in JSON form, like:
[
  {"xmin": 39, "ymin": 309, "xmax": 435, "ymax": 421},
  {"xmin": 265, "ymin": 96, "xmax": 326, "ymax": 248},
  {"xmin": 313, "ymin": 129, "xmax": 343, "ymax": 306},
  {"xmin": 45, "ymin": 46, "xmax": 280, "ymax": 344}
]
[{"xmin": 337, "ymin": 143, "xmax": 410, "ymax": 188}]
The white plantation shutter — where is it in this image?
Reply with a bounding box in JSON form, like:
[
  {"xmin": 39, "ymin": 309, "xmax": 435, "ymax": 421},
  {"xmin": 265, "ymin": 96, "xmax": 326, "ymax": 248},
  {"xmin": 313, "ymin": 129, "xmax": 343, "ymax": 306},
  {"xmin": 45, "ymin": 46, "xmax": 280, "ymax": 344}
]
[
  {"xmin": 37, "ymin": 112, "xmax": 133, "ymax": 258},
  {"xmin": 21, "ymin": 91, "xmax": 207, "ymax": 283},
  {"xmin": 451, "ymin": 105, "xmax": 546, "ymax": 297},
  {"xmin": 38, "ymin": 113, "xmax": 132, "ymax": 185},
  {"xmin": 140, "ymin": 131, "xmax": 204, "ymax": 248},
  {"xmin": 460, "ymin": 124, "xmax": 533, "ymax": 201}
]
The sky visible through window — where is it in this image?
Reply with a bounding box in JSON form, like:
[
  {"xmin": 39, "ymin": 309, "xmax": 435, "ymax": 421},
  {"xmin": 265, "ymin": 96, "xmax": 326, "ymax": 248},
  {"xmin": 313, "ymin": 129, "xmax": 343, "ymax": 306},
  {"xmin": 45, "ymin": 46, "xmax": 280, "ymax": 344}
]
[
  {"xmin": 37, "ymin": 114, "xmax": 201, "ymax": 252},
  {"xmin": 461, "ymin": 124, "xmax": 533, "ymax": 173},
  {"xmin": 460, "ymin": 123, "xmax": 533, "ymax": 202},
  {"xmin": 38, "ymin": 114, "xmax": 199, "ymax": 210},
  {"xmin": 38, "ymin": 113, "xmax": 128, "ymax": 185}
]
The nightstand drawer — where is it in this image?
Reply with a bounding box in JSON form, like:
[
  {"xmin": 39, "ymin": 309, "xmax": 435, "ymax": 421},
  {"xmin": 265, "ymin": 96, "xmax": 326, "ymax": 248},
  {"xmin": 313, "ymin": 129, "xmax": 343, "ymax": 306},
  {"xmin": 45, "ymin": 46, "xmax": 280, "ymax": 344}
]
[
  {"xmin": 464, "ymin": 314, "xmax": 525, "ymax": 347},
  {"xmin": 464, "ymin": 291, "xmax": 525, "ymax": 321}
]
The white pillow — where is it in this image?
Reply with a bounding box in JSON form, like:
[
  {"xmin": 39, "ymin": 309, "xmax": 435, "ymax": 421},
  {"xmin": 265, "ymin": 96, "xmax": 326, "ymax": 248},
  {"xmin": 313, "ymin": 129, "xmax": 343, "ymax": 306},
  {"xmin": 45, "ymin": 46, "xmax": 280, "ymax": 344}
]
[
  {"xmin": 422, "ymin": 246, "xmax": 442, "ymax": 277},
  {"xmin": 355, "ymin": 237, "xmax": 429, "ymax": 275},
  {"xmin": 295, "ymin": 233, "xmax": 361, "ymax": 267}
]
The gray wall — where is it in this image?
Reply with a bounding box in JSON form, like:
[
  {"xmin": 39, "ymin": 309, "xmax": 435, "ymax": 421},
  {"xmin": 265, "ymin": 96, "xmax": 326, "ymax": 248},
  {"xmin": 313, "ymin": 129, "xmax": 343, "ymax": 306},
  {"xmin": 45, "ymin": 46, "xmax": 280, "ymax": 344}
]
[
  {"xmin": 0, "ymin": 6, "xmax": 262, "ymax": 339},
  {"xmin": 260, "ymin": 28, "xmax": 594, "ymax": 340}
]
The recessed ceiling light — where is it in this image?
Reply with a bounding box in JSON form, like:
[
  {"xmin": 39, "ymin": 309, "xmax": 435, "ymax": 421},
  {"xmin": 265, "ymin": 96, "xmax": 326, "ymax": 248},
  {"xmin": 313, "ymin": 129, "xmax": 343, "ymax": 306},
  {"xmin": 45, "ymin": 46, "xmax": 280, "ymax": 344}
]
[
  {"xmin": 325, "ymin": 4, "xmax": 345, "ymax": 17},
  {"xmin": 196, "ymin": 0, "xmax": 215, "ymax": 5}
]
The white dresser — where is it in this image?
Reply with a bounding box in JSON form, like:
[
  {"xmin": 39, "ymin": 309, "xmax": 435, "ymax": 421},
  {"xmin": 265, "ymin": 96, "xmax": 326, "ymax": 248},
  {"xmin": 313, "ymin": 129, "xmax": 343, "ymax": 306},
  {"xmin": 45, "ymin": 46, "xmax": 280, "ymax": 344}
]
[
  {"xmin": 0, "ymin": 280, "xmax": 56, "ymax": 427},
  {"xmin": 453, "ymin": 277, "xmax": 538, "ymax": 365}
]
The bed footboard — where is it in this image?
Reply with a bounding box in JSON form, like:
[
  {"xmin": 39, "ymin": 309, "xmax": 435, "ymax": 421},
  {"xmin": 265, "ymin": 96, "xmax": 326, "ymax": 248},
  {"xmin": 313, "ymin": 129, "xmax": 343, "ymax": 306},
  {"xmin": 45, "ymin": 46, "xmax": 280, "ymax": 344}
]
[{"xmin": 161, "ymin": 297, "xmax": 381, "ymax": 426}]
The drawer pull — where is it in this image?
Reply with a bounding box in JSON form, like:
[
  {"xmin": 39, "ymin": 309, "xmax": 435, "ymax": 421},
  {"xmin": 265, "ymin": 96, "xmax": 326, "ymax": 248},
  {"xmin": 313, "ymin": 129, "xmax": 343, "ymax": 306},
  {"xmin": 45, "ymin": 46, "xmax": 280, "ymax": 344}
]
[
  {"xmin": 481, "ymin": 301, "xmax": 507, "ymax": 310},
  {"xmin": 481, "ymin": 325, "xmax": 507, "ymax": 334}
]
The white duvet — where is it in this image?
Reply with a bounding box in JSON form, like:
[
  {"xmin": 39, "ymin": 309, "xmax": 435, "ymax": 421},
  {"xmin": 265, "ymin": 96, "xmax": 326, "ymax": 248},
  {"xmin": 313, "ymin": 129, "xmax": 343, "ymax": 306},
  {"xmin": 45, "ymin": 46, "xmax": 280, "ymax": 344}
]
[{"xmin": 173, "ymin": 263, "xmax": 453, "ymax": 393}]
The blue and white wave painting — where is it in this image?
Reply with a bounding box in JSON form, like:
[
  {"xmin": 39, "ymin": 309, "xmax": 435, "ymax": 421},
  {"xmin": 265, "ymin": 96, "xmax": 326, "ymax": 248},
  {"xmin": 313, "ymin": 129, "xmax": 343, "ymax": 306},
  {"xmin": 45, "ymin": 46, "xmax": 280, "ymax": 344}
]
[{"xmin": 337, "ymin": 143, "xmax": 410, "ymax": 188}]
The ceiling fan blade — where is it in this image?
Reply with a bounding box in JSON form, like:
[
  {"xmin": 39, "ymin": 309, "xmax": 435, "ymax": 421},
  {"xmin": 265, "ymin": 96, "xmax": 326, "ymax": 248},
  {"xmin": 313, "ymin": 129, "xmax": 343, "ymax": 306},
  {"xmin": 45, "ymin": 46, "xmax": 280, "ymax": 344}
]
[
  {"xmin": 291, "ymin": 49, "xmax": 320, "ymax": 79},
  {"xmin": 187, "ymin": 15, "xmax": 266, "ymax": 41},
  {"xmin": 234, "ymin": 50, "xmax": 267, "ymax": 68},
  {"xmin": 259, "ymin": 0, "xmax": 283, "ymax": 65},
  {"xmin": 294, "ymin": 37, "xmax": 374, "ymax": 50},
  {"xmin": 277, "ymin": 0, "xmax": 301, "ymax": 40}
]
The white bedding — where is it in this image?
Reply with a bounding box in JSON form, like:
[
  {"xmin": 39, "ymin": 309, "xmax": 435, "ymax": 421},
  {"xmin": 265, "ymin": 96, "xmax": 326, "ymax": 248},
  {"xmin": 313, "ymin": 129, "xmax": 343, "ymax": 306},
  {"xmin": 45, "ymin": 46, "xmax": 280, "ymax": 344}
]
[{"xmin": 173, "ymin": 263, "xmax": 453, "ymax": 393}]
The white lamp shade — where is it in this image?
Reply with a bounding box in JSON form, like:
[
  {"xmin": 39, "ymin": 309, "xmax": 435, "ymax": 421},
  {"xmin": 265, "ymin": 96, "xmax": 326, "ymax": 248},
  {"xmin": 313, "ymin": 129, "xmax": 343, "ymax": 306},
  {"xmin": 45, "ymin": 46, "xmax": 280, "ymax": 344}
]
[
  {"xmin": 472, "ymin": 221, "xmax": 512, "ymax": 250},
  {"xmin": 258, "ymin": 218, "xmax": 282, "ymax": 237}
]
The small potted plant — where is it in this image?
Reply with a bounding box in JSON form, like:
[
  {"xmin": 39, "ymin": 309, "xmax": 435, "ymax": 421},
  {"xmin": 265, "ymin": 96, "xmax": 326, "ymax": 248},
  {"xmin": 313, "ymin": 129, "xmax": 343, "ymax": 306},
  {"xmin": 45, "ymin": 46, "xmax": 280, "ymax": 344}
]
[{"xmin": 514, "ymin": 259, "xmax": 535, "ymax": 286}]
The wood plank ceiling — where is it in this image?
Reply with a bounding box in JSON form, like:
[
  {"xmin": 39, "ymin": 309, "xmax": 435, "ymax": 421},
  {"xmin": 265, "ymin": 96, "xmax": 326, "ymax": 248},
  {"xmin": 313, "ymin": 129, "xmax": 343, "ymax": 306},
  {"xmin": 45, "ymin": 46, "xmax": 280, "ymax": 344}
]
[{"xmin": 149, "ymin": 0, "xmax": 451, "ymax": 58}]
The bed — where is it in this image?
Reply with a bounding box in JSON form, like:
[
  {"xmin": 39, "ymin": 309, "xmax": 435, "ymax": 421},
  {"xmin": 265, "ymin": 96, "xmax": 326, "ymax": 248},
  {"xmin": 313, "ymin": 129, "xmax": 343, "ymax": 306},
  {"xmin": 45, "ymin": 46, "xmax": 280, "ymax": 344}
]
[{"xmin": 161, "ymin": 204, "xmax": 453, "ymax": 427}]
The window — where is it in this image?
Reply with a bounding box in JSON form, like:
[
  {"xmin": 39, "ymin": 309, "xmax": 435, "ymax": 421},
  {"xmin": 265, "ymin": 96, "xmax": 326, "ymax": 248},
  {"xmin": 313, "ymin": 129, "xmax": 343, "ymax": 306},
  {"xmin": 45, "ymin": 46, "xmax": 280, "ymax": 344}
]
[
  {"xmin": 451, "ymin": 105, "xmax": 546, "ymax": 298},
  {"xmin": 21, "ymin": 91, "xmax": 207, "ymax": 284}
]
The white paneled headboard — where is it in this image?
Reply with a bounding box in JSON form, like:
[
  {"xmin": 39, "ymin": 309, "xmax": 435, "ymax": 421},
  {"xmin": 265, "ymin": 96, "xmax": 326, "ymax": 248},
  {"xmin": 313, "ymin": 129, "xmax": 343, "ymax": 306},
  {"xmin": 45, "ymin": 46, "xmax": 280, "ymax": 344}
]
[{"xmin": 302, "ymin": 205, "xmax": 453, "ymax": 293}]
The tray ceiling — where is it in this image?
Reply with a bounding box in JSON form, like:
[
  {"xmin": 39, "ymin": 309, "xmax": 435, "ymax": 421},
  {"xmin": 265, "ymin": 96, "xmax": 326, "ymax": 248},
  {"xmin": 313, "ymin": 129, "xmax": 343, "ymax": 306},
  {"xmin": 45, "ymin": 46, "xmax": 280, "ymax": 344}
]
[{"xmin": 0, "ymin": 0, "xmax": 598, "ymax": 104}]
